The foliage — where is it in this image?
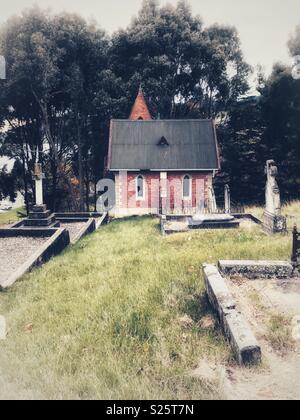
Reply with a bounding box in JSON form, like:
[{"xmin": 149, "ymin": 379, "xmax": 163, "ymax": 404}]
[
  {"xmin": 0, "ymin": 1, "xmax": 299, "ymax": 208},
  {"xmin": 110, "ymin": 0, "xmax": 251, "ymax": 119}
]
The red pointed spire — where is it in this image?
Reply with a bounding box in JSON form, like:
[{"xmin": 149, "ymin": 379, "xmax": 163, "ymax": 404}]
[{"xmin": 129, "ymin": 86, "xmax": 152, "ymax": 121}]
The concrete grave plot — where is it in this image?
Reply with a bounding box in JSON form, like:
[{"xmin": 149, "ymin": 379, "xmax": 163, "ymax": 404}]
[
  {"xmin": 0, "ymin": 213, "xmax": 108, "ymax": 289},
  {"xmin": 55, "ymin": 212, "xmax": 108, "ymax": 244},
  {"xmin": 0, "ymin": 228, "xmax": 70, "ymax": 289},
  {"xmin": 222, "ymin": 272, "xmax": 300, "ymax": 400},
  {"xmin": 161, "ymin": 213, "xmax": 262, "ymax": 235},
  {"xmin": 204, "ymin": 259, "xmax": 300, "ymax": 399},
  {"xmin": 13, "ymin": 213, "xmax": 108, "ymax": 245},
  {"xmin": 203, "ymin": 264, "xmax": 262, "ymax": 366}
]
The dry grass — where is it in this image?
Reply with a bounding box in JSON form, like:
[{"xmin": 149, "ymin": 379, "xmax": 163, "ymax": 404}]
[
  {"xmin": 0, "ymin": 203, "xmax": 298, "ymax": 400},
  {"xmin": 246, "ymin": 201, "xmax": 300, "ymax": 230},
  {"xmin": 0, "ymin": 208, "xmax": 25, "ymax": 226},
  {"xmin": 265, "ymin": 314, "xmax": 295, "ymax": 355}
]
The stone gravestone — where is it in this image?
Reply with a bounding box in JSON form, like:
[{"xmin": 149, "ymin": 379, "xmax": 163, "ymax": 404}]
[
  {"xmin": 224, "ymin": 184, "xmax": 231, "ymax": 214},
  {"xmin": 23, "ymin": 150, "xmax": 57, "ymax": 228},
  {"xmin": 208, "ymin": 187, "xmax": 217, "ymax": 213},
  {"xmin": 263, "ymin": 160, "xmax": 287, "ymax": 234}
]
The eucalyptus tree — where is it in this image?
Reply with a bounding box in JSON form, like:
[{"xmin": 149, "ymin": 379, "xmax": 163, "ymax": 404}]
[
  {"xmin": 0, "ymin": 8, "xmax": 110, "ymax": 210},
  {"xmin": 110, "ymin": 0, "xmax": 251, "ymax": 119}
]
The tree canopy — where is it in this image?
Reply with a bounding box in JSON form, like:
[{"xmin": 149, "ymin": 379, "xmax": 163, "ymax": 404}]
[{"xmin": 0, "ymin": 0, "xmax": 299, "ymax": 209}]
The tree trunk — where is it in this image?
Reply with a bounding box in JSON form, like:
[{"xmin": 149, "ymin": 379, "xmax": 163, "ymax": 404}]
[
  {"xmin": 77, "ymin": 115, "xmax": 85, "ymax": 212},
  {"xmin": 22, "ymin": 157, "xmax": 30, "ymax": 215}
]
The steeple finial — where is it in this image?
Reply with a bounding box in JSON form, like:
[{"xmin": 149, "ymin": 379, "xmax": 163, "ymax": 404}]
[{"xmin": 129, "ymin": 86, "xmax": 152, "ymax": 121}]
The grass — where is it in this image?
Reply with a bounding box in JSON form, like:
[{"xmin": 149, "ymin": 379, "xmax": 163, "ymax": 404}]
[
  {"xmin": 0, "ymin": 207, "xmax": 25, "ymax": 226},
  {"xmin": 266, "ymin": 314, "xmax": 295, "ymax": 355},
  {"xmin": 247, "ymin": 289, "xmax": 295, "ymax": 355},
  {"xmin": 0, "ymin": 203, "xmax": 298, "ymax": 400},
  {"xmin": 246, "ymin": 200, "xmax": 300, "ymax": 230}
]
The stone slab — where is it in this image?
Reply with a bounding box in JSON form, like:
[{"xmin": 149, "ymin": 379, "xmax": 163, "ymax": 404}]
[
  {"xmin": 224, "ymin": 311, "xmax": 262, "ymax": 365},
  {"xmin": 189, "ymin": 220, "xmax": 240, "ymax": 229},
  {"xmin": 192, "ymin": 214, "xmax": 235, "ymax": 222},
  {"xmin": 71, "ymin": 218, "xmax": 96, "ymax": 244},
  {"xmin": 28, "ymin": 210, "xmax": 51, "ymax": 220},
  {"xmin": 203, "ymin": 264, "xmax": 261, "ymax": 365},
  {"xmin": 218, "ymin": 260, "xmax": 293, "ymax": 279},
  {"xmin": 23, "ymin": 215, "xmax": 56, "ymax": 227}
]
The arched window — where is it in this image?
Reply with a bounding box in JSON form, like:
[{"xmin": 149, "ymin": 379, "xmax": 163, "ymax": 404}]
[
  {"xmin": 183, "ymin": 175, "xmax": 192, "ymax": 199},
  {"xmin": 136, "ymin": 175, "xmax": 144, "ymax": 200}
]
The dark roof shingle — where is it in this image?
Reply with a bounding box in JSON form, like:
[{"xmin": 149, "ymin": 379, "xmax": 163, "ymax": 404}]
[{"xmin": 109, "ymin": 119, "xmax": 219, "ymax": 171}]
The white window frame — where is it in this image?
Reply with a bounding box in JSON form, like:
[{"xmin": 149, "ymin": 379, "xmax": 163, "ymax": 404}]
[
  {"xmin": 136, "ymin": 175, "xmax": 145, "ymax": 201},
  {"xmin": 182, "ymin": 174, "xmax": 192, "ymax": 200}
]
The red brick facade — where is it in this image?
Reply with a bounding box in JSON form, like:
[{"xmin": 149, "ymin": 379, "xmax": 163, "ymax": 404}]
[
  {"xmin": 129, "ymin": 88, "xmax": 152, "ymax": 121},
  {"xmin": 114, "ymin": 171, "xmax": 211, "ymax": 216},
  {"xmin": 109, "ymin": 89, "xmax": 218, "ymax": 217}
]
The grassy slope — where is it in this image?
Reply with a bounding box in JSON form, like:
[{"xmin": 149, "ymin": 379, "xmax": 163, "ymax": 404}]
[
  {"xmin": 0, "ymin": 208, "xmax": 25, "ymax": 226},
  {"xmin": 0, "ymin": 204, "xmax": 298, "ymax": 400}
]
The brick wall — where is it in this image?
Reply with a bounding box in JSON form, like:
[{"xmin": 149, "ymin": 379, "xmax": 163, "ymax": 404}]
[{"xmin": 113, "ymin": 171, "xmax": 211, "ymax": 216}]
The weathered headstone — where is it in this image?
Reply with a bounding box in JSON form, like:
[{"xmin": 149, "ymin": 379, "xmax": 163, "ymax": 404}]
[
  {"xmin": 224, "ymin": 184, "xmax": 231, "ymax": 214},
  {"xmin": 263, "ymin": 160, "xmax": 287, "ymax": 234},
  {"xmin": 208, "ymin": 187, "xmax": 217, "ymax": 213}
]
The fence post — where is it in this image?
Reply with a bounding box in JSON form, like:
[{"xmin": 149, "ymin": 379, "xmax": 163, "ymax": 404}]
[
  {"xmin": 292, "ymin": 225, "xmax": 299, "ymax": 266},
  {"xmin": 225, "ymin": 184, "xmax": 231, "ymax": 214}
]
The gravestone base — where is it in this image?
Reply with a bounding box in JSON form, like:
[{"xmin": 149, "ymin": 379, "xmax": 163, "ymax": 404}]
[
  {"xmin": 23, "ymin": 205, "xmax": 58, "ymax": 228},
  {"xmin": 263, "ymin": 211, "xmax": 287, "ymax": 234}
]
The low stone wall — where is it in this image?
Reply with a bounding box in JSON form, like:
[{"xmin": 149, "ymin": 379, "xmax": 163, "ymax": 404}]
[
  {"xmin": 72, "ymin": 218, "xmax": 96, "ymax": 244},
  {"xmin": 218, "ymin": 260, "xmax": 294, "ymax": 279},
  {"xmin": 203, "ymin": 264, "xmax": 262, "ymax": 365}
]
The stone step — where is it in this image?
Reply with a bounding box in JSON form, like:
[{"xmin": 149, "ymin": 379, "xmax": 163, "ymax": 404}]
[
  {"xmin": 23, "ymin": 215, "xmax": 56, "ymax": 227},
  {"xmin": 189, "ymin": 220, "xmax": 240, "ymax": 230},
  {"xmin": 28, "ymin": 210, "xmax": 51, "ymax": 220}
]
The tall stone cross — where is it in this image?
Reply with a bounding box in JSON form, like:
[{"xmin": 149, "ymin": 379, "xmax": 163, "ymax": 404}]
[
  {"xmin": 263, "ymin": 160, "xmax": 287, "ymax": 234},
  {"xmin": 265, "ymin": 160, "xmax": 281, "ymax": 216},
  {"xmin": 34, "ymin": 148, "xmax": 45, "ymax": 206}
]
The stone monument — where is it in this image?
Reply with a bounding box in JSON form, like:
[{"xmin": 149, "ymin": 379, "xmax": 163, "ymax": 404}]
[
  {"xmin": 208, "ymin": 187, "xmax": 217, "ymax": 213},
  {"xmin": 263, "ymin": 160, "xmax": 287, "ymax": 234},
  {"xmin": 23, "ymin": 150, "xmax": 57, "ymax": 228},
  {"xmin": 224, "ymin": 184, "xmax": 231, "ymax": 214}
]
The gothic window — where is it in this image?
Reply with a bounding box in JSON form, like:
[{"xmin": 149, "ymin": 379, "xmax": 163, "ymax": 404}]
[
  {"xmin": 183, "ymin": 175, "xmax": 192, "ymax": 199},
  {"xmin": 136, "ymin": 175, "xmax": 144, "ymax": 199}
]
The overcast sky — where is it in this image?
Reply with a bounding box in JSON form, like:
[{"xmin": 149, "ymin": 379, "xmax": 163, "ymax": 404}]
[{"xmin": 0, "ymin": 0, "xmax": 300, "ymax": 76}]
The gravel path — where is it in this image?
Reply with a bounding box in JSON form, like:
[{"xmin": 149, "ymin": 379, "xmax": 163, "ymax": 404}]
[
  {"xmin": 0, "ymin": 237, "xmax": 48, "ymax": 282},
  {"xmin": 60, "ymin": 222, "xmax": 87, "ymax": 243}
]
